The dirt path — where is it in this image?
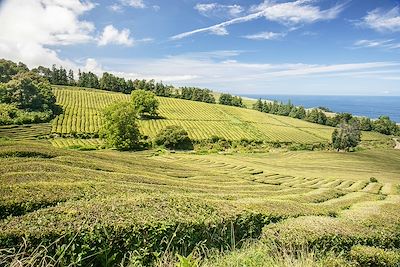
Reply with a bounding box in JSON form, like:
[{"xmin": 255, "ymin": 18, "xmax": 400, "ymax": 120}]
[{"xmin": 394, "ymin": 138, "xmax": 400, "ymax": 149}]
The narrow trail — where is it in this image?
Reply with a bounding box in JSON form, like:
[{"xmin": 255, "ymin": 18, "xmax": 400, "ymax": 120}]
[{"xmin": 394, "ymin": 138, "xmax": 400, "ymax": 149}]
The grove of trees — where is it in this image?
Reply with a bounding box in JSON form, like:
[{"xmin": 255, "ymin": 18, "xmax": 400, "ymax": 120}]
[
  {"xmin": 253, "ymin": 98, "xmax": 400, "ymax": 137},
  {"xmin": 101, "ymin": 90, "xmax": 162, "ymax": 150},
  {"xmin": 219, "ymin": 93, "xmax": 244, "ymax": 107},
  {"xmin": 0, "ymin": 63, "xmax": 58, "ymax": 125}
]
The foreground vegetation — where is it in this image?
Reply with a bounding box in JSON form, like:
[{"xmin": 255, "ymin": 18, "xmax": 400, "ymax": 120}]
[{"xmin": 0, "ymin": 140, "xmax": 399, "ymax": 266}]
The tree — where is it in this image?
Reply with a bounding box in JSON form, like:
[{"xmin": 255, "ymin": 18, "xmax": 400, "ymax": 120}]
[
  {"xmin": 262, "ymin": 101, "xmax": 270, "ymax": 113},
  {"xmin": 100, "ymin": 102, "xmax": 141, "ymax": 150},
  {"xmin": 32, "ymin": 66, "xmax": 52, "ymax": 82},
  {"xmin": 332, "ymin": 122, "xmax": 361, "ymax": 151},
  {"xmin": 289, "ymin": 106, "xmax": 306, "ymax": 119},
  {"xmin": 154, "ymin": 125, "xmax": 192, "ymax": 150},
  {"xmin": 219, "ymin": 93, "xmax": 233, "ymax": 106},
  {"xmin": 0, "ymin": 72, "xmax": 56, "ymax": 111},
  {"xmin": 359, "ymin": 117, "xmax": 373, "ymax": 131},
  {"xmin": 131, "ymin": 89, "xmax": 159, "ymax": 117},
  {"xmin": 305, "ymin": 109, "xmax": 327, "ymax": 125},
  {"xmin": 326, "ymin": 113, "xmax": 353, "ymax": 127},
  {"xmin": 373, "ymin": 116, "xmax": 398, "ymax": 135},
  {"xmin": 0, "ymin": 103, "xmax": 19, "ymax": 125},
  {"xmin": 253, "ymin": 99, "xmax": 263, "ymax": 112},
  {"xmin": 68, "ymin": 70, "xmax": 75, "ymax": 86},
  {"xmin": 0, "ymin": 59, "xmax": 29, "ymax": 83},
  {"xmin": 277, "ymin": 101, "xmax": 293, "ymax": 116},
  {"xmin": 180, "ymin": 87, "xmax": 215, "ymax": 103}
]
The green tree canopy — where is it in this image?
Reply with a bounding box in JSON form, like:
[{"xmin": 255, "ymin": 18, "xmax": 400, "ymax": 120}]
[
  {"xmin": 0, "ymin": 72, "xmax": 56, "ymax": 112},
  {"xmin": 131, "ymin": 90, "xmax": 159, "ymax": 117},
  {"xmin": 373, "ymin": 116, "xmax": 398, "ymax": 136},
  {"xmin": 100, "ymin": 102, "xmax": 141, "ymax": 150},
  {"xmin": 332, "ymin": 122, "xmax": 361, "ymax": 151},
  {"xmin": 0, "ymin": 59, "xmax": 29, "ymax": 83},
  {"xmin": 305, "ymin": 109, "xmax": 327, "ymax": 125},
  {"xmin": 154, "ymin": 125, "xmax": 193, "ymax": 150}
]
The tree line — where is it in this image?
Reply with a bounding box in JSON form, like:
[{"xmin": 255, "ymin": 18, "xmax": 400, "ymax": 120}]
[
  {"xmin": 253, "ymin": 99, "xmax": 400, "ymax": 136},
  {"xmin": 27, "ymin": 61, "xmax": 216, "ymax": 104}
]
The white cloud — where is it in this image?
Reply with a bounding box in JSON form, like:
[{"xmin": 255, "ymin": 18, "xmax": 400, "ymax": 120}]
[
  {"xmin": 109, "ymin": 4, "xmax": 123, "ymax": 12},
  {"xmin": 119, "ymin": 0, "xmax": 145, "ymax": 9},
  {"xmin": 195, "ymin": 3, "xmax": 244, "ymax": 18},
  {"xmin": 244, "ymin": 31, "xmax": 286, "ymax": 40},
  {"xmin": 108, "ymin": 0, "xmax": 146, "ymax": 12},
  {"xmin": 210, "ymin": 26, "xmax": 229, "ymax": 36},
  {"xmin": 0, "ymin": 0, "xmax": 95, "ymax": 68},
  {"xmin": 171, "ymin": 10, "xmax": 268, "ymax": 40},
  {"xmin": 94, "ymin": 51, "xmax": 400, "ymax": 95},
  {"xmin": 98, "ymin": 25, "xmax": 134, "ymax": 46},
  {"xmin": 359, "ymin": 7, "xmax": 400, "ymax": 32},
  {"xmin": 84, "ymin": 58, "xmax": 104, "ymax": 74},
  {"xmin": 354, "ymin": 39, "xmax": 400, "ymax": 50},
  {"xmin": 250, "ymin": 0, "xmax": 345, "ymax": 25},
  {"xmin": 172, "ymin": 0, "xmax": 345, "ymax": 40}
]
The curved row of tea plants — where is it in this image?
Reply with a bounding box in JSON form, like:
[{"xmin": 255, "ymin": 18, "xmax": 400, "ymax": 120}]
[{"xmin": 0, "ymin": 140, "xmax": 399, "ymax": 265}]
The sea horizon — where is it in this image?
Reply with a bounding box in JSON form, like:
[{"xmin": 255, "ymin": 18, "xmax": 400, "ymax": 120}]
[{"xmin": 241, "ymin": 94, "xmax": 400, "ymax": 123}]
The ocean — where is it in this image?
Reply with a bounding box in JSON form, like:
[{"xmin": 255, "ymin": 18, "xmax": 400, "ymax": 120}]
[{"xmin": 241, "ymin": 95, "xmax": 400, "ymax": 123}]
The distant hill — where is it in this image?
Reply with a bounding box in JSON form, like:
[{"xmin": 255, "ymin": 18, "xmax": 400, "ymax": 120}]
[{"xmin": 47, "ymin": 86, "xmax": 384, "ymax": 144}]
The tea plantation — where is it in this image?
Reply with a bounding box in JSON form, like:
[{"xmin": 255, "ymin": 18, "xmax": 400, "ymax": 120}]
[
  {"xmin": 0, "ymin": 86, "xmax": 399, "ymax": 266},
  {"xmin": 0, "ymin": 140, "xmax": 399, "ymax": 265},
  {"xmin": 1, "ymin": 86, "xmax": 387, "ymax": 146}
]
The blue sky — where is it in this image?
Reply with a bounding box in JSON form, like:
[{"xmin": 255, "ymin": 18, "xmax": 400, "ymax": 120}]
[{"xmin": 0, "ymin": 0, "xmax": 400, "ymax": 95}]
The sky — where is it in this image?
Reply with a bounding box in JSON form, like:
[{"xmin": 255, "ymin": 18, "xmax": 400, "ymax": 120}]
[{"xmin": 0, "ymin": 0, "xmax": 400, "ymax": 95}]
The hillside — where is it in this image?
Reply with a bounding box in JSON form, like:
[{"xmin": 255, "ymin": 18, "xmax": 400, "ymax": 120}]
[
  {"xmin": 0, "ymin": 140, "xmax": 399, "ymax": 265},
  {"xmin": 1, "ymin": 85, "xmax": 385, "ymax": 145},
  {"xmin": 52, "ymin": 86, "xmax": 387, "ymax": 142}
]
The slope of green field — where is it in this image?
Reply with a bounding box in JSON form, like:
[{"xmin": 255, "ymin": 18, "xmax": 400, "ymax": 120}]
[
  {"xmin": 0, "ymin": 123, "xmax": 51, "ymax": 140},
  {"xmin": 49, "ymin": 86, "xmax": 387, "ymax": 144},
  {"xmin": 0, "ymin": 140, "xmax": 399, "ymax": 265}
]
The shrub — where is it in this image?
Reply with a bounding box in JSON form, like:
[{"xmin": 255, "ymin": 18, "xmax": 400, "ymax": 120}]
[
  {"xmin": 154, "ymin": 125, "xmax": 193, "ymax": 150},
  {"xmin": 370, "ymin": 177, "xmax": 378, "ymax": 183},
  {"xmin": 350, "ymin": 245, "xmax": 400, "ymax": 267},
  {"xmin": 0, "ymin": 103, "xmax": 18, "ymax": 125},
  {"xmin": 99, "ymin": 102, "xmax": 141, "ymax": 151}
]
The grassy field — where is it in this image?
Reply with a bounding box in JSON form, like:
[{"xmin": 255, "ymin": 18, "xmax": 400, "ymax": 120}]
[
  {"xmin": 49, "ymin": 86, "xmax": 386, "ymax": 143},
  {"xmin": 0, "ymin": 86, "xmax": 388, "ymax": 146},
  {"xmin": 0, "ymin": 140, "xmax": 399, "ymax": 265},
  {"xmin": 0, "ymin": 85, "xmax": 399, "ymax": 265}
]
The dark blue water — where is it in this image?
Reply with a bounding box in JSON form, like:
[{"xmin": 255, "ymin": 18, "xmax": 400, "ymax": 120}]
[{"xmin": 242, "ymin": 95, "xmax": 400, "ymax": 123}]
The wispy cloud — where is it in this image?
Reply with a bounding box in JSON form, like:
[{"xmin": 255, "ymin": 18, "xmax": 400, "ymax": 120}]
[
  {"xmin": 195, "ymin": 3, "xmax": 244, "ymax": 18},
  {"xmin": 244, "ymin": 31, "xmax": 286, "ymax": 40},
  {"xmin": 94, "ymin": 51, "xmax": 400, "ymax": 95},
  {"xmin": 171, "ymin": 10, "xmax": 267, "ymax": 40},
  {"xmin": 354, "ymin": 39, "xmax": 400, "ymax": 50},
  {"xmin": 358, "ymin": 6, "xmax": 400, "ymax": 32},
  {"xmin": 171, "ymin": 0, "xmax": 346, "ymax": 40},
  {"xmin": 109, "ymin": 0, "xmax": 146, "ymax": 12},
  {"xmin": 249, "ymin": 0, "xmax": 346, "ymax": 25},
  {"xmin": 120, "ymin": 0, "xmax": 145, "ymax": 9}
]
